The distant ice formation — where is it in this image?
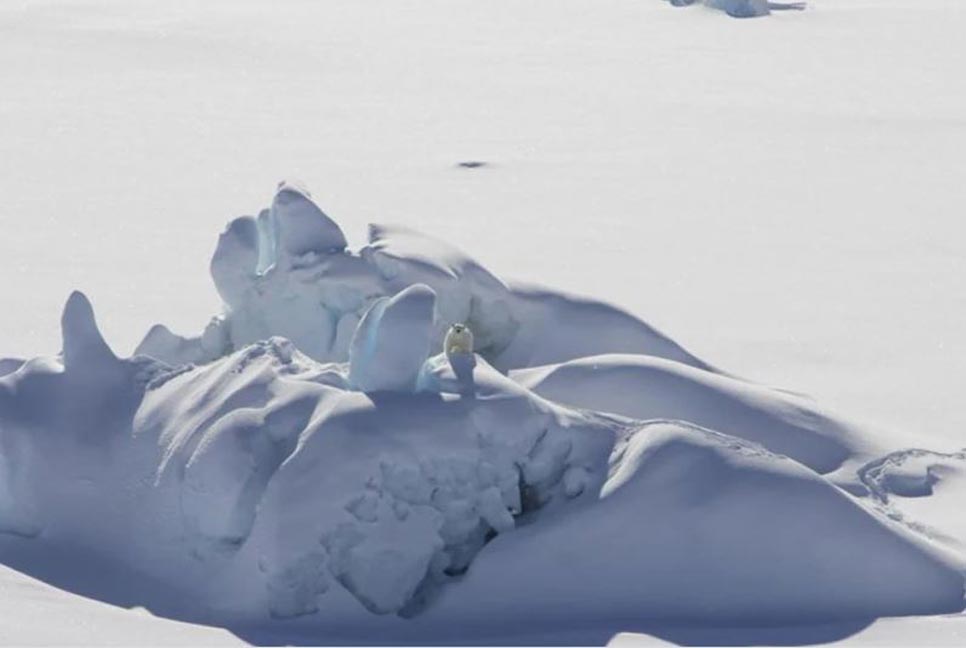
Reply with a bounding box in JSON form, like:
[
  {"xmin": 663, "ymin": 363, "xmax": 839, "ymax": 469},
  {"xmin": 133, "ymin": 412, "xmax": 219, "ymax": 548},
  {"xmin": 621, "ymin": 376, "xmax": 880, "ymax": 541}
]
[
  {"xmin": 142, "ymin": 183, "xmax": 711, "ymax": 374},
  {"xmin": 0, "ymin": 182, "xmax": 962, "ymax": 643},
  {"xmin": 667, "ymin": 0, "xmax": 805, "ymax": 18}
]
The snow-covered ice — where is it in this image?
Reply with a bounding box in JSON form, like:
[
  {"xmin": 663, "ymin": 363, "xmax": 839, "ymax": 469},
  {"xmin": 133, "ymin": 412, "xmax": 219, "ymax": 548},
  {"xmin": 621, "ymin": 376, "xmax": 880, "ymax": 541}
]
[{"xmin": 1, "ymin": 0, "xmax": 965, "ymax": 645}]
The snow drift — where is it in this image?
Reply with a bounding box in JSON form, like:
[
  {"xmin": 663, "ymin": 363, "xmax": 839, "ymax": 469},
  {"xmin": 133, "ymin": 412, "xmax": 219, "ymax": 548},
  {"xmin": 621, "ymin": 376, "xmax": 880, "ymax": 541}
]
[{"xmin": 1, "ymin": 183, "xmax": 963, "ymax": 643}]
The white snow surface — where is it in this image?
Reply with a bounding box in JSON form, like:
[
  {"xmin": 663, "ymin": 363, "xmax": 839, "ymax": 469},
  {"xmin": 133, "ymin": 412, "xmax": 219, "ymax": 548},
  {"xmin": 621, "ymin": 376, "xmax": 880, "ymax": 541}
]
[
  {"xmin": 0, "ymin": 563, "xmax": 240, "ymax": 646},
  {"xmin": 1, "ymin": 0, "xmax": 965, "ymax": 645}
]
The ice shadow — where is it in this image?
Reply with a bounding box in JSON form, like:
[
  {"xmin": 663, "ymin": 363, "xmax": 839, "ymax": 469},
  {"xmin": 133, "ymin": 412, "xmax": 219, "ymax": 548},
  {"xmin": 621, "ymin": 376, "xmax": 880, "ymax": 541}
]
[
  {"xmin": 0, "ymin": 537, "xmax": 212, "ymax": 626},
  {"xmin": 221, "ymin": 615, "xmax": 877, "ymax": 646}
]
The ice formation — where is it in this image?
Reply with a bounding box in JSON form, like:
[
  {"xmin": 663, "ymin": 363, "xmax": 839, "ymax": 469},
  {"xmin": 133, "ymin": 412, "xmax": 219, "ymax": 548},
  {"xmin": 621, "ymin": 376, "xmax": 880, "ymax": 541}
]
[
  {"xmin": 140, "ymin": 186, "xmax": 711, "ymax": 374},
  {"xmin": 1, "ymin": 183, "xmax": 964, "ymax": 644},
  {"xmin": 348, "ymin": 284, "xmax": 437, "ymax": 393},
  {"xmin": 666, "ymin": 0, "xmax": 805, "ymax": 17}
]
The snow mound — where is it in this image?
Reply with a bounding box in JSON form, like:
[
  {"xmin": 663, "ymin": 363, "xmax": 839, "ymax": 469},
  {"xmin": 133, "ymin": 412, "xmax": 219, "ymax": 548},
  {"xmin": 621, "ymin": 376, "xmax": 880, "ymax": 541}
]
[
  {"xmin": 512, "ymin": 354, "xmax": 869, "ymax": 475},
  {"xmin": 427, "ymin": 422, "xmax": 965, "ymax": 632},
  {"xmin": 271, "ymin": 181, "xmax": 348, "ymax": 260},
  {"xmin": 140, "ymin": 185, "xmax": 711, "ymax": 375}
]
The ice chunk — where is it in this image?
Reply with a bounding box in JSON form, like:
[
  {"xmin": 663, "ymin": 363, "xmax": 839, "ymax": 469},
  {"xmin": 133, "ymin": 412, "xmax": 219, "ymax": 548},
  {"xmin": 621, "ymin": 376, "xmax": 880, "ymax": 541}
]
[
  {"xmin": 349, "ymin": 284, "xmax": 437, "ymax": 392},
  {"xmin": 210, "ymin": 216, "xmax": 260, "ymax": 308},
  {"xmin": 271, "ymin": 181, "xmax": 347, "ymax": 261},
  {"xmin": 669, "ymin": 0, "xmax": 772, "ymax": 17}
]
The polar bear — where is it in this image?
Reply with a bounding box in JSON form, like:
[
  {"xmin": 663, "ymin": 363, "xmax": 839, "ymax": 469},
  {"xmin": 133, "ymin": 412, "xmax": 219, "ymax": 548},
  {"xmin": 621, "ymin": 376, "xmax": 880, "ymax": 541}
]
[{"xmin": 444, "ymin": 323, "xmax": 474, "ymax": 357}]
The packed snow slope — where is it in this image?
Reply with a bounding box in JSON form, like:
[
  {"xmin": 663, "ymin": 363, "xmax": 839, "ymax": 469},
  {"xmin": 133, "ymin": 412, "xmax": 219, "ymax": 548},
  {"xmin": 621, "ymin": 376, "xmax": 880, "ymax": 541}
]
[{"xmin": 1, "ymin": 186, "xmax": 964, "ymax": 644}]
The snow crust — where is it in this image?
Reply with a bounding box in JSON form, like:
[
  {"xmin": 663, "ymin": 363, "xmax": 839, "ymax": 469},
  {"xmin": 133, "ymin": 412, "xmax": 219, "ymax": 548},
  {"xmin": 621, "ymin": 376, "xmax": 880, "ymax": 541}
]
[{"xmin": 1, "ymin": 188, "xmax": 964, "ymax": 643}]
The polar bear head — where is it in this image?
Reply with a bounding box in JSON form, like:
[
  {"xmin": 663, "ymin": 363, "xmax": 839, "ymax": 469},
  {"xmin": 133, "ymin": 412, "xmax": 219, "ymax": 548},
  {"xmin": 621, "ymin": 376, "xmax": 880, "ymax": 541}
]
[{"xmin": 444, "ymin": 323, "xmax": 474, "ymax": 356}]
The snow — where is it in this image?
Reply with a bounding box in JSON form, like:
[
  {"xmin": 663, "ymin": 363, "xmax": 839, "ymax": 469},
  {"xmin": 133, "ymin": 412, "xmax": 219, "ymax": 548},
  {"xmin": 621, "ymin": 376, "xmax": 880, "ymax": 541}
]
[
  {"xmin": 1, "ymin": 0, "xmax": 965, "ymax": 644},
  {"xmin": 0, "ymin": 563, "xmax": 240, "ymax": 646},
  {"xmin": 4, "ymin": 0, "xmax": 965, "ymax": 453}
]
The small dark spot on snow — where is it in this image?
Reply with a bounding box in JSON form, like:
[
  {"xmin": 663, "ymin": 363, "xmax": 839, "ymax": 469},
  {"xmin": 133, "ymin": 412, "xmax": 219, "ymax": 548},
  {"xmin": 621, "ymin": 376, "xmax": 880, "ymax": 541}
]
[{"xmin": 455, "ymin": 161, "xmax": 489, "ymax": 169}]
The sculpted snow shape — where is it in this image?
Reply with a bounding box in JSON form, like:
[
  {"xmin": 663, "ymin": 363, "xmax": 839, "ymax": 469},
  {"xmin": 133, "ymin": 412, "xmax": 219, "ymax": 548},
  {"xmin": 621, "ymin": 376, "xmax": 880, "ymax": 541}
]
[
  {"xmin": 270, "ymin": 181, "xmax": 347, "ymax": 263},
  {"xmin": 349, "ymin": 284, "xmax": 437, "ymax": 392},
  {"xmin": 61, "ymin": 291, "xmax": 118, "ymax": 370}
]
